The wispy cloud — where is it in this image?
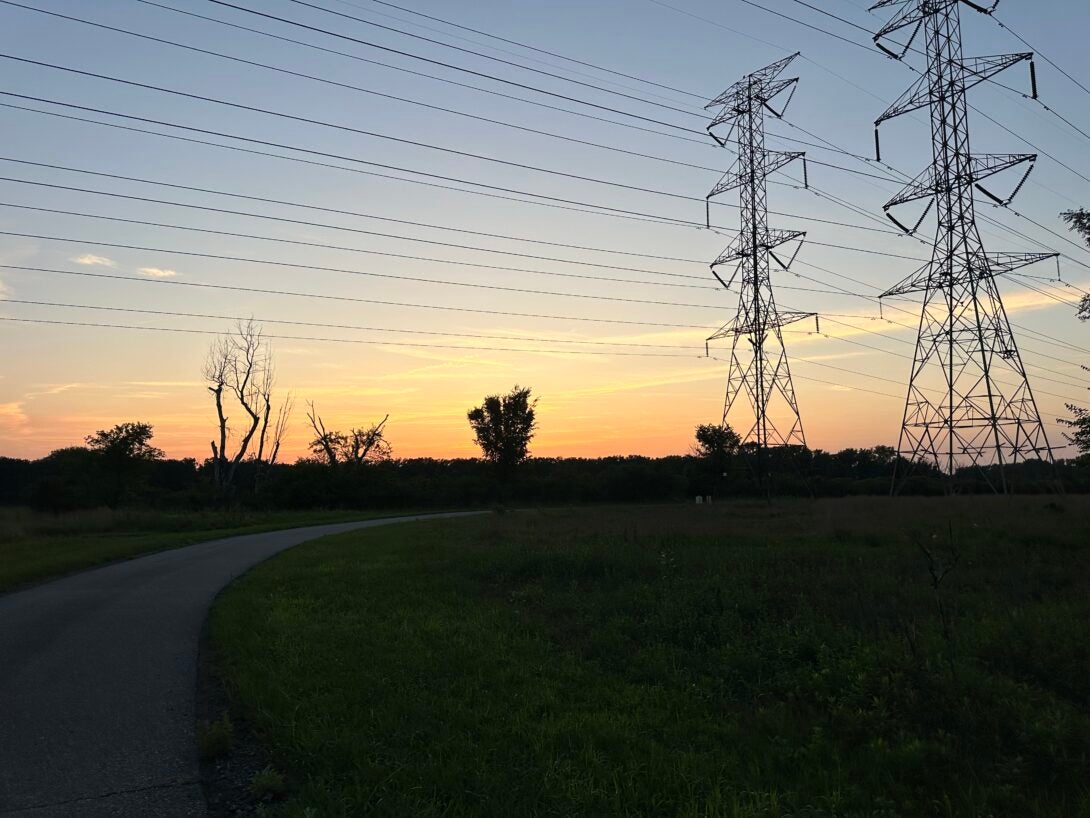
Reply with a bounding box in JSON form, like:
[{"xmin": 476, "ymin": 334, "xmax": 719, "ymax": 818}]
[
  {"xmin": 0, "ymin": 401, "xmax": 27, "ymax": 430},
  {"xmin": 138, "ymin": 267, "xmax": 178, "ymax": 278},
  {"xmin": 0, "ymin": 278, "xmax": 9, "ymax": 299},
  {"xmin": 23, "ymin": 382, "xmax": 109, "ymax": 399},
  {"xmin": 71, "ymin": 254, "xmax": 116, "ymax": 267},
  {"xmin": 124, "ymin": 380, "xmax": 203, "ymax": 388},
  {"xmin": 1002, "ymin": 284, "xmax": 1089, "ymax": 316}
]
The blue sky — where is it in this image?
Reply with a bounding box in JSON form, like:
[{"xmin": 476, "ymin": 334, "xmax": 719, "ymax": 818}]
[{"xmin": 0, "ymin": 0, "xmax": 1088, "ymax": 460}]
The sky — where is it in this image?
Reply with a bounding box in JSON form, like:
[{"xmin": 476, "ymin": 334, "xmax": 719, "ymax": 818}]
[{"xmin": 0, "ymin": 0, "xmax": 1088, "ymax": 463}]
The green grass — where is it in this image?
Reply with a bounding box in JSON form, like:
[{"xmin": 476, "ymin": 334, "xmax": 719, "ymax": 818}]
[
  {"xmin": 211, "ymin": 498, "xmax": 1090, "ymax": 817},
  {"xmin": 0, "ymin": 506, "xmax": 396, "ymax": 592}
]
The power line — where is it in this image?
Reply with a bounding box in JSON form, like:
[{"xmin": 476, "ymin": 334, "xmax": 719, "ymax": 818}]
[
  {"xmin": 0, "ymin": 226, "xmax": 884, "ymax": 302},
  {"xmin": 282, "ymin": 0, "xmax": 706, "ymax": 119},
  {"xmin": 201, "ymin": 0, "xmax": 702, "ymax": 134},
  {"xmin": 0, "ymin": 91, "xmax": 913, "ymax": 242},
  {"xmin": 0, "ymin": 199, "xmax": 716, "ymax": 290},
  {"xmin": 736, "ymin": 0, "xmax": 875, "ymax": 54},
  {"xmin": 0, "ymin": 264, "xmax": 718, "ymax": 330},
  {"xmin": 358, "ymin": 0, "xmax": 709, "ymax": 101},
  {"xmin": 0, "ymin": 1, "xmax": 722, "ymax": 175},
  {"xmin": 129, "ymin": 0, "xmax": 711, "ymax": 148},
  {"xmin": 0, "ymin": 98, "xmax": 705, "ymax": 229},
  {"xmin": 766, "ymin": 0, "xmax": 1090, "ymax": 149},
  {"xmin": 0, "ymin": 314, "xmax": 703, "ymax": 358},
  {"xmin": 0, "ymin": 178, "xmax": 712, "ymax": 282},
  {"xmin": 0, "ymin": 155, "xmax": 709, "ymax": 265},
  {"xmin": 992, "ymin": 12, "xmax": 1090, "ymax": 101},
  {"xmin": 0, "ymin": 228, "xmax": 729, "ymax": 310},
  {"xmin": 0, "ymin": 298, "xmax": 707, "ymax": 351},
  {"xmin": 0, "ymin": 53, "xmax": 722, "ymax": 205},
  {"xmin": 339, "ymin": 1, "xmax": 696, "ymax": 109},
  {"xmin": 0, "ymin": 302, "xmax": 941, "ymax": 396},
  {"xmin": 6, "ymin": 266, "xmax": 1080, "ymax": 400},
  {"xmin": 5, "ymin": 1, "xmax": 918, "ymax": 193}
]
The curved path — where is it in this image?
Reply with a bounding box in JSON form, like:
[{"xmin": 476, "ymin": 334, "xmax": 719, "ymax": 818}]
[{"xmin": 0, "ymin": 512, "xmax": 482, "ymax": 817}]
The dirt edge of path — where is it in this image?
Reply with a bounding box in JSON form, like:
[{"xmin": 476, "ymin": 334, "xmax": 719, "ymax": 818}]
[{"xmin": 196, "ymin": 617, "xmax": 284, "ymax": 816}]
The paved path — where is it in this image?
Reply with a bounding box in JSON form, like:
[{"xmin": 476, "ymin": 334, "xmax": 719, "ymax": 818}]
[{"xmin": 0, "ymin": 512, "xmax": 483, "ymax": 817}]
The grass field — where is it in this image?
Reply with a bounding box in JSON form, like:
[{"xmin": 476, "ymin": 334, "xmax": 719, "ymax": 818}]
[
  {"xmin": 210, "ymin": 498, "xmax": 1090, "ymax": 817},
  {"xmin": 0, "ymin": 507, "xmax": 394, "ymax": 592}
]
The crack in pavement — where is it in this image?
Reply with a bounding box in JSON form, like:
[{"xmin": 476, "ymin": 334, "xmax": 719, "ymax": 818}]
[{"xmin": 1, "ymin": 779, "xmax": 202, "ymax": 815}]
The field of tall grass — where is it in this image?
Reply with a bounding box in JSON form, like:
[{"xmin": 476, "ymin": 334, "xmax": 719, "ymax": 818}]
[{"xmin": 210, "ymin": 497, "xmax": 1090, "ymax": 817}]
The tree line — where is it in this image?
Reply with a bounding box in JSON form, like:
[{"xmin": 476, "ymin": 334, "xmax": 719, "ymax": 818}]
[{"xmin": 3, "ymin": 211, "xmax": 1088, "ymax": 511}]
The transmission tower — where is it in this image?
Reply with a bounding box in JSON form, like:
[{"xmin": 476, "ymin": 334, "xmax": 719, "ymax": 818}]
[
  {"xmin": 704, "ymin": 54, "xmax": 815, "ymax": 475},
  {"xmin": 871, "ymin": 0, "xmax": 1057, "ymax": 492}
]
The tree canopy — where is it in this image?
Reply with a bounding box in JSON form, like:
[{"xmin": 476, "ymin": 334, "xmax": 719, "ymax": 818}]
[
  {"xmin": 693, "ymin": 423, "xmax": 741, "ymax": 460},
  {"xmin": 1063, "ymin": 209, "xmax": 1090, "ymax": 320},
  {"xmin": 85, "ymin": 422, "xmax": 164, "ymax": 462},
  {"xmin": 467, "ymin": 385, "xmax": 537, "ymax": 471}
]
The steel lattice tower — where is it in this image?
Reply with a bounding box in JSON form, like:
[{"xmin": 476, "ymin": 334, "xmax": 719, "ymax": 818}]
[
  {"xmin": 705, "ymin": 55, "xmax": 814, "ymax": 461},
  {"xmin": 871, "ymin": 0, "xmax": 1057, "ymax": 491}
]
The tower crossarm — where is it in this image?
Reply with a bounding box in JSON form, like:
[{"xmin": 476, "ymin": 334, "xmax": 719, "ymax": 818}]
[
  {"xmin": 706, "ymin": 311, "xmax": 816, "ymax": 342},
  {"xmin": 711, "ymin": 233, "xmax": 746, "ymax": 268},
  {"xmin": 708, "ymin": 77, "xmax": 799, "ymax": 129},
  {"xmin": 765, "ymin": 229, "xmax": 806, "ymax": 252},
  {"xmin": 705, "ymin": 53, "xmax": 800, "ymax": 110},
  {"xmin": 883, "ymin": 165, "xmax": 937, "ymax": 209},
  {"xmin": 986, "ymin": 251, "xmax": 1059, "ymax": 276},
  {"xmin": 871, "ymin": 0, "xmax": 928, "ymax": 58},
  {"xmin": 876, "ymin": 52, "xmax": 1032, "ymax": 125},
  {"xmin": 711, "ymin": 229, "xmax": 805, "ymax": 268},
  {"xmin": 707, "ymin": 151, "xmax": 803, "ymax": 199},
  {"xmin": 883, "ymin": 153, "xmax": 1034, "ymax": 210},
  {"xmin": 879, "ymin": 251, "xmax": 1057, "ymax": 297},
  {"xmin": 878, "ymin": 261, "xmax": 932, "ymax": 298},
  {"xmin": 960, "ymin": 53, "xmax": 1033, "ymax": 92},
  {"xmin": 875, "ymin": 73, "xmax": 930, "ymax": 124},
  {"xmin": 871, "ymin": 1, "xmax": 1007, "ymax": 59}
]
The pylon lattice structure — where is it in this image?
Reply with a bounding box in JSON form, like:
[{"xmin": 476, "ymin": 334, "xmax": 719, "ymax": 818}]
[
  {"xmin": 704, "ymin": 54, "xmax": 815, "ymax": 457},
  {"xmin": 871, "ymin": 0, "xmax": 1057, "ymax": 491}
]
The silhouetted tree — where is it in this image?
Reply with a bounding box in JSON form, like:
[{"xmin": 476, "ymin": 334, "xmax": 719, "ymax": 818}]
[
  {"xmin": 85, "ymin": 422, "xmax": 164, "ymax": 462},
  {"xmin": 693, "ymin": 423, "xmax": 741, "ymax": 460},
  {"xmin": 85, "ymin": 421, "xmax": 163, "ymax": 505},
  {"xmin": 692, "ymin": 422, "xmax": 741, "ymax": 485},
  {"xmin": 1060, "ymin": 405, "xmax": 1090, "ymax": 457},
  {"xmin": 1058, "ymin": 210, "xmax": 1090, "ymax": 458},
  {"xmin": 467, "ymin": 385, "xmax": 537, "ymax": 475},
  {"xmin": 203, "ymin": 320, "xmax": 288, "ymax": 493},
  {"xmin": 305, "ymin": 402, "xmax": 391, "ymax": 466},
  {"xmin": 1063, "ymin": 210, "xmax": 1090, "ymax": 320}
]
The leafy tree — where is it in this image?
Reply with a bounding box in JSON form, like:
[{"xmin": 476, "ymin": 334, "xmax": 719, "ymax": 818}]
[
  {"xmin": 692, "ymin": 423, "xmax": 741, "ymax": 461},
  {"xmin": 84, "ymin": 422, "xmax": 163, "ymax": 505},
  {"xmin": 1060, "ymin": 405, "xmax": 1090, "ymax": 457},
  {"xmin": 85, "ymin": 422, "xmax": 164, "ymax": 462},
  {"xmin": 467, "ymin": 385, "xmax": 537, "ymax": 473},
  {"xmin": 1058, "ymin": 211, "xmax": 1090, "ymax": 457},
  {"xmin": 1062, "ymin": 210, "xmax": 1090, "ymax": 320},
  {"xmin": 692, "ymin": 423, "xmax": 741, "ymax": 495}
]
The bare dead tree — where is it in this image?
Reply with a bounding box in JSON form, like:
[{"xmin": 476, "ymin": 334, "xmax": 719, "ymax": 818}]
[
  {"xmin": 306, "ymin": 401, "xmax": 343, "ymax": 466},
  {"xmin": 344, "ymin": 415, "xmax": 391, "ymax": 465},
  {"xmin": 306, "ymin": 402, "xmax": 391, "ymax": 466},
  {"xmin": 203, "ymin": 320, "xmax": 285, "ymax": 493},
  {"xmin": 266, "ymin": 392, "xmax": 294, "ymax": 467}
]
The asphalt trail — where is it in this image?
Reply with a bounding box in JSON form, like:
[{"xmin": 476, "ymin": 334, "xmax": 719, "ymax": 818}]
[{"xmin": 0, "ymin": 512, "xmax": 483, "ymax": 816}]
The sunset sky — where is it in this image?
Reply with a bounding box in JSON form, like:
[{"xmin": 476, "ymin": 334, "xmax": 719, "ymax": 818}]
[{"xmin": 1, "ymin": 0, "xmax": 1088, "ymax": 463}]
